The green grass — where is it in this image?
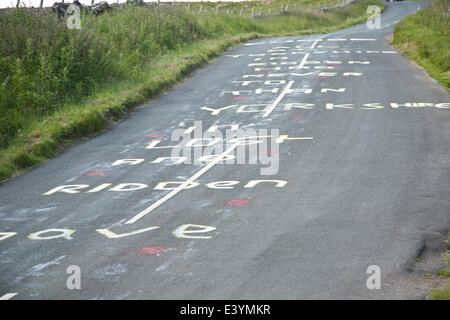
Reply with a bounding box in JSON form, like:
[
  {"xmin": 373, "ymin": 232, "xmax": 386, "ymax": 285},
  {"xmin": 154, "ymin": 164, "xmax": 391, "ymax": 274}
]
[
  {"xmin": 430, "ymin": 242, "xmax": 450, "ymax": 300},
  {"xmin": 393, "ymin": 0, "xmax": 450, "ymax": 89},
  {"xmin": 430, "ymin": 260, "xmax": 450, "ymax": 299},
  {"xmin": 430, "ymin": 283, "xmax": 450, "ymax": 300},
  {"xmin": 436, "ymin": 251, "xmax": 450, "ymax": 277},
  {"xmin": 0, "ymin": 0, "xmax": 384, "ymax": 182}
]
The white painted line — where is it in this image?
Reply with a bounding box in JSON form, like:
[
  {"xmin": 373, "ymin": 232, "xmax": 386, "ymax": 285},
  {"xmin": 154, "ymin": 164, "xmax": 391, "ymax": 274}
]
[
  {"xmin": 0, "ymin": 293, "xmax": 18, "ymax": 300},
  {"xmin": 349, "ymin": 38, "xmax": 377, "ymax": 41},
  {"xmin": 310, "ymin": 39, "xmax": 320, "ymax": 49},
  {"xmin": 269, "ymin": 40, "xmax": 294, "ymax": 43},
  {"xmin": 226, "ymin": 54, "xmax": 245, "ymax": 58},
  {"xmin": 262, "ymin": 81, "xmax": 294, "ymax": 118},
  {"xmin": 126, "ymin": 142, "xmax": 241, "ymax": 224},
  {"xmin": 244, "ymin": 42, "xmax": 266, "ymax": 46},
  {"xmin": 297, "ymin": 53, "xmax": 310, "ymax": 70}
]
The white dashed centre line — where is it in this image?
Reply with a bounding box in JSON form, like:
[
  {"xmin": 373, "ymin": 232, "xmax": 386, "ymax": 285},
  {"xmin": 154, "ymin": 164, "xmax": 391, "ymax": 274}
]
[
  {"xmin": 297, "ymin": 53, "xmax": 310, "ymax": 70},
  {"xmin": 310, "ymin": 39, "xmax": 320, "ymax": 49},
  {"xmin": 0, "ymin": 293, "xmax": 18, "ymax": 300},
  {"xmin": 262, "ymin": 80, "xmax": 294, "ymax": 118}
]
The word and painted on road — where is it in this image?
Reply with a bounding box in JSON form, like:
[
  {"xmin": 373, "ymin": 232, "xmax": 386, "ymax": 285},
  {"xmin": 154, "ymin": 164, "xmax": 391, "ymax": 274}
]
[{"xmin": 146, "ymin": 125, "xmax": 312, "ymax": 174}]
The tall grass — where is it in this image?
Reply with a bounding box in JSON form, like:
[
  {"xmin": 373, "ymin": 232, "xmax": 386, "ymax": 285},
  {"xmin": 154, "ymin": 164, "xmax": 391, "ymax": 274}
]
[
  {"xmin": 0, "ymin": 0, "xmax": 383, "ymax": 180},
  {"xmin": 0, "ymin": 7, "xmax": 210, "ymax": 148},
  {"xmin": 393, "ymin": 0, "xmax": 450, "ymax": 88}
]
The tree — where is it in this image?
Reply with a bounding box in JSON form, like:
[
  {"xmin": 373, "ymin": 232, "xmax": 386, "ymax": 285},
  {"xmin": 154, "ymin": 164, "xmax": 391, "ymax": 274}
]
[{"xmin": 16, "ymin": 0, "xmax": 20, "ymax": 8}]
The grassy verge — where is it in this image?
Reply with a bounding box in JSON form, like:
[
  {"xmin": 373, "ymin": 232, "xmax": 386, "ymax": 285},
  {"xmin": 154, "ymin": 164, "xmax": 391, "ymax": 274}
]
[
  {"xmin": 392, "ymin": 0, "xmax": 450, "ymax": 89},
  {"xmin": 0, "ymin": 0, "xmax": 384, "ymax": 182},
  {"xmin": 430, "ymin": 241, "xmax": 450, "ymax": 300}
]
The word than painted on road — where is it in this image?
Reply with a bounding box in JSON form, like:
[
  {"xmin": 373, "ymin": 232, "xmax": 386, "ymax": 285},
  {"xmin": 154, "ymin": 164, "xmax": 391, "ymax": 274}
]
[{"xmin": 221, "ymin": 87, "xmax": 351, "ymax": 96}]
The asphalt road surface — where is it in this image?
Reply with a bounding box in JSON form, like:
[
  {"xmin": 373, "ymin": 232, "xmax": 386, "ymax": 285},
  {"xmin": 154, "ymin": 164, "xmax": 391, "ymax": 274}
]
[{"xmin": 1, "ymin": 1, "xmax": 449, "ymax": 300}]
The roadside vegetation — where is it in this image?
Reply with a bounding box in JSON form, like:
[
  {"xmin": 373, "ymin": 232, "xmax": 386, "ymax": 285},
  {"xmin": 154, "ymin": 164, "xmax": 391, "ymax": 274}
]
[
  {"xmin": 393, "ymin": 0, "xmax": 449, "ymax": 89},
  {"xmin": 430, "ymin": 239, "xmax": 450, "ymax": 300},
  {"xmin": 0, "ymin": 0, "xmax": 383, "ymax": 181}
]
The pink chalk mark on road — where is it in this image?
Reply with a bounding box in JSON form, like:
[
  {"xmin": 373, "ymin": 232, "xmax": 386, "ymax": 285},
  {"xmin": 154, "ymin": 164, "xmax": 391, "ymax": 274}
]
[
  {"xmin": 136, "ymin": 247, "xmax": 166, "ymax": 255},
  {"xmin": 291, "ymin": 115, "xmax": 304, "ymax": 119},
  {"xmin": 225, "ymin": 199, "xmax": 252, "ymax": 206},
  {"xmin": 263, "ymin": 150, "xmax": 279, "ymax": 155},
  {"xmin": 232, "ymin": 97, "xmax": 249, "ymax": 100},
  {"xmin": 83, "ymin": 171, "xmax": 106, "ymax": 176},
  {"xmin": 146, "ymin": 134, "xmax": 161, "ymax": 139},
  {"xmin": 317, "ymin": 76, "xmax": 329, "ymax": 79}
]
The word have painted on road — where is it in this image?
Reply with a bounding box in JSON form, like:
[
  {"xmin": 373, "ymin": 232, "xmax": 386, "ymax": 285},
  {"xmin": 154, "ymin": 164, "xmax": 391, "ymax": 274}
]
[{"xmin": 0, "ymin": 224, "xmax": 219, "ymax": 244}]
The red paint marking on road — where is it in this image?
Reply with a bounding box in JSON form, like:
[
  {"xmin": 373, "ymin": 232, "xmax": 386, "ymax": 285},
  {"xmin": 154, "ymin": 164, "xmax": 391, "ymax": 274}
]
[
  {"xmin": 326, "ymin": 63, "xmax": 339, "ymax": 66},
  {"xmin": 258, "ymin": 70, "xmax": 272, "ymax": 74},
  {"xmin": 317, "ymin": 76, "xmax": 329, "ymax": 79},
  {"xmin": 146, "ymin": 134, "xmax": 161, "ymax": 139},
  {"xmin": 263, "ymin": 150, "xmax": 279, "ymax": 154},
  {"xmin": 136, "ymin": 247, "xmax": 166, "ymax": 255},
  {"xmin": 225, "ymin": 199, "xmax": 252, "ymax": 206},
  {"xmin": 83, "ymin": 171, "xmax": 105, "ymax": 176},
  {"xmin": 291, "ymin": 115, "xmax": 304, "ymax": 119},
  {"xmin": 232, "ymin": 97, "xmax": 249, "ymax": 100}
]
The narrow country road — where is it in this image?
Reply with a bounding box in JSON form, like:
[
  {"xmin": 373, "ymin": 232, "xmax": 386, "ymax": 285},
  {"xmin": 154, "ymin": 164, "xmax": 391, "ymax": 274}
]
[{"xmin": 0, "ymin": 1, "xmax": 449, "ymax": 299}]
